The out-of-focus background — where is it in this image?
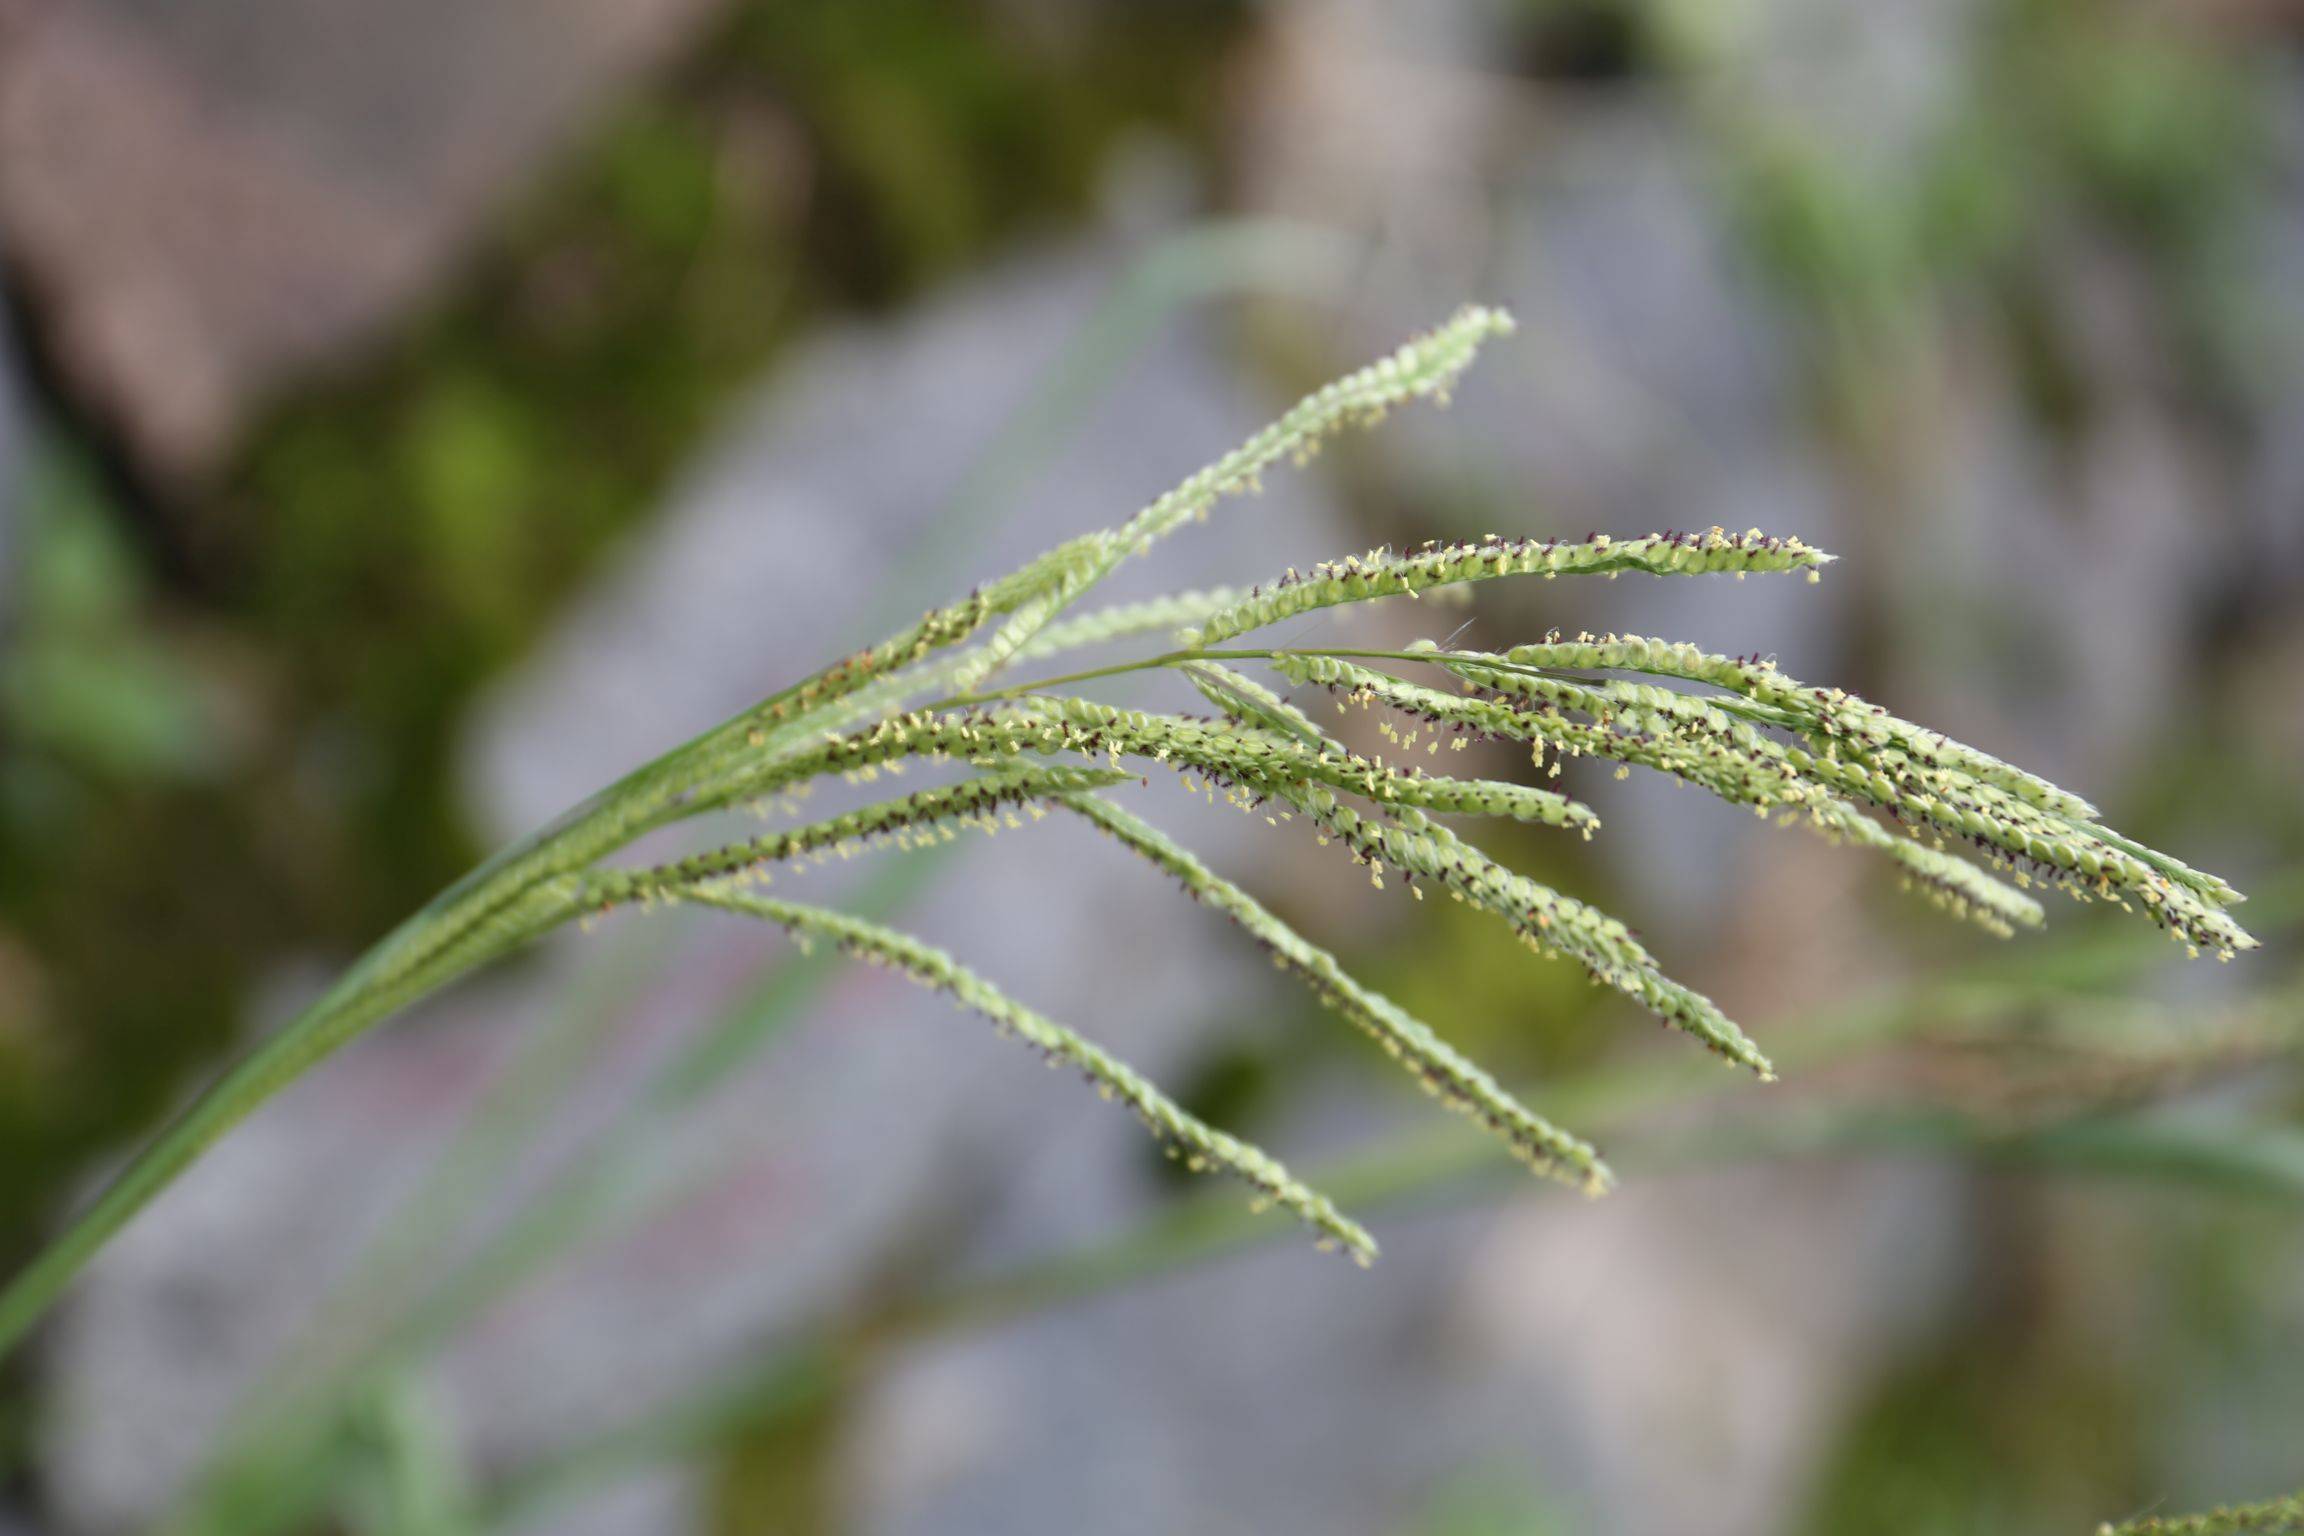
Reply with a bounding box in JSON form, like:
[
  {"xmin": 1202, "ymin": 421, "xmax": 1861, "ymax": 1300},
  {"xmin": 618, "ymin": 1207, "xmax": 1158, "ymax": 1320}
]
[{"xmin": 1, "ymin": 1, "xmax": 2301, "ymax": 1531}]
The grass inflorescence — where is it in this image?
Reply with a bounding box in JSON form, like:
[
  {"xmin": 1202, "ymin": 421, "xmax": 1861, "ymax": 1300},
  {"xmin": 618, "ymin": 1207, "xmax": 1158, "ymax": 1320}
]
[{"xmin": 0, "ymin": 305, "xmax": 2254, "ymax": 1353}]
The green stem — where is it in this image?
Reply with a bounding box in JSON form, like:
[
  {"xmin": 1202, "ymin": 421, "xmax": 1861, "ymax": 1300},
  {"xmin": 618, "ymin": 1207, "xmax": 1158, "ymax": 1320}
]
[
  {"xmin": 925, "ymin": 649, "xmax": 1200, "ymax": 708},
  {"xmin": 0, "ymin": 656, "xmax": 859, "ymax": 1360},
  {"xmin": 926, "ymin": 644, "xmax": 1456, "ymax": 709},
  {"xmin": 0, "ymin": 869, "xmax": 581, "ymax": 1359},
  {"xmin": 930, "ymin": 643, "xmax": 1742, "ymax": 713},
  {"xmin": 0, "ymin": 641, "xmax": 1323, "ymax": 1356}
]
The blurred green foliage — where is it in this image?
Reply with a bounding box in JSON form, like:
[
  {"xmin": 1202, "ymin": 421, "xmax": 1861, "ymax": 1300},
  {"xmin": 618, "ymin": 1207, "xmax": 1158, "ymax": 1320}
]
[
  {"xmin": 0, "ymin": 449, "xmax": 286, "ymax": 1278},
  {"xmin": 1, "ymin": 451, "xmax": 215, "ymax": 786},
  {"xmin": 1718, "ymin": 0, "xmax": 2269, "ymax": 443},
  {"xmin": 1801, "ymin": 1319, "xmax": 2146, "ymax": 1536},
  {"xmin": 1407, "ymin": 1465, "xmax": 1573, "ymax": 1536}
]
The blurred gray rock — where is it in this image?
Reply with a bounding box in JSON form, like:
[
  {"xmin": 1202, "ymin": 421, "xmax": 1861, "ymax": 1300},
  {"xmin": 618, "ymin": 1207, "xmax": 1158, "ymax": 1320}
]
[
  {"xmin": 0, "ymin": 0, "xmax": 725, "ymax": 479},
  {"xmin": 849, "ymin": 1161, "xmax": 1962, "ymax": 1536}
]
